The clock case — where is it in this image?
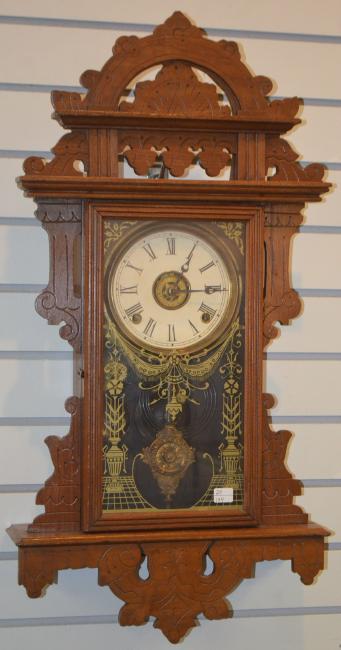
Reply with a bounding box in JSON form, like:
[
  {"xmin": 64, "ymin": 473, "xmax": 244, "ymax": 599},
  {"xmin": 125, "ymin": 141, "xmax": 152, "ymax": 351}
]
[
  {"xmin": 8, "ymin": 12, "xmax": 330, "ymax": 644},
  {"xmin": 85, "ymin": 205, "xmax": 262, "ymax": 531}
]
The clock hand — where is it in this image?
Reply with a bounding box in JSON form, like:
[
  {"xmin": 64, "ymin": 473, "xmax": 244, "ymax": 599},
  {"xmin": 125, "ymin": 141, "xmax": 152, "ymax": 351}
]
[
  {"xmin": 168, "ymin": 286, "xmax": 229, "ymax": 296},
  {"xmin": 176, "ymin": 286, "xmax": 228, "ymax": 294},
  {"xmin": 180, "ymin": 242, "xmax": 197, "ymax": 273}
]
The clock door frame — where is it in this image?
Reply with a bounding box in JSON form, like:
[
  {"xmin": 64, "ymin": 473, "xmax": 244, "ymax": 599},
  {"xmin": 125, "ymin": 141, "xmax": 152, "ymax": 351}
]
[{"xmin": 82, "ymin": 201, "xmax": 264, "ymax": 532}]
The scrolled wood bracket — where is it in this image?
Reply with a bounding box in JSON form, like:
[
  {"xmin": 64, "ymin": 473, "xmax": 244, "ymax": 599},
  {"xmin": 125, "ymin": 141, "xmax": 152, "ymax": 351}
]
[
  {"xmin": 35, "ymin": 200, "xmax": 82, "ymax": 351},
  {"xmin": 19, "ymin": 547, "xmax": 59, "ymax": 598},
  {"xmin": 262, "ymin": 393, "xmax": 307, "ymax": 525},
  {"xmin": 23, "ymin": 131, "xmax": 89, "ymax": 177},
  {"xmin": 263, "ymin": 204, "xmax": 303, "ymax": 347},
  {"xmin": 10, "ymin": 531, "xmax": 326, "ymax": 643},
  {"xmin": 106, "ymin": 537, "xmax": 324, "ymax": 641},
  {"xmin": 28, "ymin": 396, "xmax": 81, "ymax": 531}
]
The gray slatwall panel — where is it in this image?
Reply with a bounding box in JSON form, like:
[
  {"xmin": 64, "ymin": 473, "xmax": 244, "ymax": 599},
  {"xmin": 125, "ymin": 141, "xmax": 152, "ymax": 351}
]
[
  {"xmin": 0, "ymin": 8, "xmax": 339, "ymax": 649},
  {"xmin": 0, "ymin": 14, "xmax": 340, "ymax": 42}
]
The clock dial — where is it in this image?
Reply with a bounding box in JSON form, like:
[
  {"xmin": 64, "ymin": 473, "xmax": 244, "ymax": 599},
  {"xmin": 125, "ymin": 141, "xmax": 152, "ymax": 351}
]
[{"xmin": 107, "ymin": 227, "xmax": 239, "ymax": 350}]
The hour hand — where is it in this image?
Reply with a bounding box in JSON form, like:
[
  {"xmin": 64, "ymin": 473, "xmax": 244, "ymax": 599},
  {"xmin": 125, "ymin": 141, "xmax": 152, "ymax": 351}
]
[{"xmin": 180, "ymin": 243, "xmax": 197, "ymax": 273}]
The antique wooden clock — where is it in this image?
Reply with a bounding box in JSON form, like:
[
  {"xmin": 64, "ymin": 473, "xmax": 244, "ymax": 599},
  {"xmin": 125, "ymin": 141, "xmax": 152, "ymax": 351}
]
[{"xmin": 8, "ymin": 12, "xmax": 330, "ymax": 643}]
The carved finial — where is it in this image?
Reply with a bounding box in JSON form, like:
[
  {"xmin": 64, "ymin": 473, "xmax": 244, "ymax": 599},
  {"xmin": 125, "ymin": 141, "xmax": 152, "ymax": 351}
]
[{"xmin": 153, "ymin": 11, "xmax": 206, "ymax": 40}]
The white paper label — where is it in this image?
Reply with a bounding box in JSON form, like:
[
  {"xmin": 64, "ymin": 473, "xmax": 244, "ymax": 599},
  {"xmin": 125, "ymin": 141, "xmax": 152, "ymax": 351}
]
[{"xmin": 213, "ymin": 487, "xmax": 234, "ymax": 503}]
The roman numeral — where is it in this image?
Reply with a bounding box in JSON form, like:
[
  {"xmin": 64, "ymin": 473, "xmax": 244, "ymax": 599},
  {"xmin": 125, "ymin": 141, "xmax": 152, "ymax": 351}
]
[
  {"xmin": 143, "ymin": 318, "xmax": 157, "ymax": 337},
  {"xmin": 126, "ymin": 261, "xmax": 143, "ymax": 275},
  {"xmin": 125, "ymin": 302, "xmax": 143, "ymax": 318},
  {"xmin": 166, "ymin": 237, "xmax": 176, "ymax": 255},
  {"xmin": 168, "ymin": 324, "xmax": 176, "ymax": 342},
  {"xmin": 188, "ymin": 319, "xmax": 199, "ymax": 334},
  {"xmin": 120, "ymin": 285, "xmax": 138, "ymax": 294},
  {"xmin": 143, "ymin": 243, "xmax": 157, "ymax": 260},
  {"xmin": 199, "ymin": 302, "xmax": 217, "ymax": 318},
  {"xmin": 199, "ymin": 260, "xmax": 215, "ymax": 273}
]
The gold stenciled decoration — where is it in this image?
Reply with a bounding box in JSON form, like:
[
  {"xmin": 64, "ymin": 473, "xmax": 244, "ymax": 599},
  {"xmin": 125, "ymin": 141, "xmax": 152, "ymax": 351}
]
[
  {"xmin": 104, "ymin": 220, "xmax": 137, "ymax": 254},
  {"xmin": 217, "ymin": 221, "xmax": 244, "ymax": 256},
  {"xmin": 103, "ymin": 325, "xmax": 128, "ymax": 495},
  {"xmin": 103, "ymin": 321, "xmax": 153, "ymax": 509},
  {"xmin": 106, "ymin": 319, "xmax": 240, "ymax": 422},
  {"xmin": 193, "ymin": 321, "xmax": 243, "ymax": 507},
  {"xmin": 219, "ymin": 322, "xmax": 243, "ymax": 494}
]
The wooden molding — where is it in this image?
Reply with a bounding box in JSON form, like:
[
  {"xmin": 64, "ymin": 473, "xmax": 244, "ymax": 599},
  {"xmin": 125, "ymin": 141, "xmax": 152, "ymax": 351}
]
[{"xmin": 9, "ymin": 524, "xmax": 328, "ymax": 643}]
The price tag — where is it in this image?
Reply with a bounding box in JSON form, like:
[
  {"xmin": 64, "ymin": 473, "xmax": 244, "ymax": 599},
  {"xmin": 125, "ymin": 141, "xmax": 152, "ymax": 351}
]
[{"xmin": 213, "ymin": 487, "xmax": 234, "ymax": 503}]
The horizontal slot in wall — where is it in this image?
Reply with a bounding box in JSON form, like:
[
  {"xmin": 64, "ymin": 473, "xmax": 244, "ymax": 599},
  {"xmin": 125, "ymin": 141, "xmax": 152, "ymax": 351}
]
[
  {"xmin": 0, "ymin": 293, "xmax": 340, "ymax": 353},
  {"xmin": 1, "ymin": 226, "xmax": 341, "ymax": 287},
  {"xmin": 1, "ymin": 1, "xmax": 341, "ymax": 35},
  {"xmin": 0, "ymin": 358, "xmax": 340, "ymax": 417},
  {"xmin": 0, "ymin": 359, "xmax": 73, "ymax": 417},
  {"xmin": 0, "ymin": 614, "xmax": 340, "ymax": 650},
  {"xmin": 0, "ymin": 21, "xmax": 340, "ymax": 99},
  {"xmin": 0, "ymin": 421, "xmax": 340, "ymax": 485}
]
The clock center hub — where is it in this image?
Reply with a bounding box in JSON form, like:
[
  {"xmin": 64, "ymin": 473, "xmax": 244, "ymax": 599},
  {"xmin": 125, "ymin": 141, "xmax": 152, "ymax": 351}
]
[{"xmin": 153, "ymin": 271, "xmax": 190, "ymax": 310}]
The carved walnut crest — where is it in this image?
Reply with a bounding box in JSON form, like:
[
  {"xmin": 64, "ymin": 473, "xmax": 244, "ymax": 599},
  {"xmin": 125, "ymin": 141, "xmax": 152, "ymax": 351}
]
[{"xmin": 119, "ymin": 63, "xmax": 231, "ymax": 117}]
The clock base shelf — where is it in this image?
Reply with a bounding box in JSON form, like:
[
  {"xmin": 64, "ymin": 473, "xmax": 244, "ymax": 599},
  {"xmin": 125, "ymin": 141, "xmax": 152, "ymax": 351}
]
[{"xmin": 8, "ymin": 523, "xmax": 329, "ymax": 644}]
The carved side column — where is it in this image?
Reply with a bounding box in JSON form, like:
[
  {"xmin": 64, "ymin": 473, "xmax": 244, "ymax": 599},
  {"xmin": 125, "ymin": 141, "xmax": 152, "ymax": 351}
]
[
  {"xmin": 35, "ymin": 200, "xmax": 82, "ymax": 351},
  {"xmin": 32, "ymin": 200, "xmax": 83, "ymax": 531},
  {"xmin": 236, "ymin": 133, "xmax": 266, "ymax": 180},
  {"xmin": 88, "ymin": 128, "xmax": 119, "ymax": 176},
  {"xmin": 262, "ymin": 204, "xmax": 306, "ymax": 524},
  {"xmin": 263, "ymin": 203, "xmax": 303, "ymax": 347}
]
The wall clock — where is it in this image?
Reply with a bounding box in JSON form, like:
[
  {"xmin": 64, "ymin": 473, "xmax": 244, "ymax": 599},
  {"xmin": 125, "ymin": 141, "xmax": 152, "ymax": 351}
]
[{"xmin": 8, "ymin": 11, "xmax": 330, "ymax": 644}]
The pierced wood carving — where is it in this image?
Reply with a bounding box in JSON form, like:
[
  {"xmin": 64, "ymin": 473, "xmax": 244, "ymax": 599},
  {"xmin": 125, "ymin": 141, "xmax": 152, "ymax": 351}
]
[
  {"xmin": 119, "ymin": 62, "xmax": 231, "ymax": 117},
  {"xmin": 262, "ymin": 394, "xmax": 307, "ymax": 524},
  {"xmin": 266, "ymin": 136, "xmax": 326, "ymax": 181},
  {"xmin": 28, "ymin": 396, "xmax": 81, "ymax": 531},
  {"xmin": 119, "ymin": 131, "xmax": 235, "ymax": 177},
  {"xmin": 13, "ymin": 532, "xmax": 325, "ymax": 642},
  {"xmin": 24, "ymin": 132, "xmax": 88, "ymax": 177},
  {"xmin": 9, "ymin": 11, "xmax": 330, "ymax": 644},
  {"xmin": 51, "ymin": 11, "xmax": 299, "ymax": 119}
]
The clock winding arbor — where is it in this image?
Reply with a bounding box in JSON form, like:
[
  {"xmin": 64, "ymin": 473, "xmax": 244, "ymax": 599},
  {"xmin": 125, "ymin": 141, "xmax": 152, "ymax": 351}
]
[{"xmin": 8, "ymin": 12, "xmax": 330, "ymax": 644}]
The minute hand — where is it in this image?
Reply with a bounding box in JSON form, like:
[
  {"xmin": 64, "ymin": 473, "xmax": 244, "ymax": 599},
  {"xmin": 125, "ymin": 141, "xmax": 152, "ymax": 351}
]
[{"xmin": 179, "ymin": 287, "xmax": 228, "ymax": 294}]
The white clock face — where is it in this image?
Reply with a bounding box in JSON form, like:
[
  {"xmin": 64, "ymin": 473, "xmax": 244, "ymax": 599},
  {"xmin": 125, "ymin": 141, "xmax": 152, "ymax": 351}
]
[{"xmin": 107, "ymin": 227, "xmax": 237, "ymax": 351}]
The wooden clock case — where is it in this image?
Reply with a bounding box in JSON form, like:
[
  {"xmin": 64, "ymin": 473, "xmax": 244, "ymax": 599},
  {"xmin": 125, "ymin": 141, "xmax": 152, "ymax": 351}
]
[{"xmin": 8, "ymin": 12, "xmax": 330, "ymax": 644}]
